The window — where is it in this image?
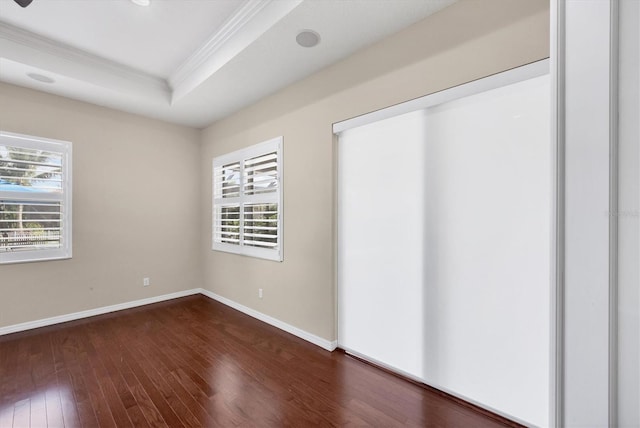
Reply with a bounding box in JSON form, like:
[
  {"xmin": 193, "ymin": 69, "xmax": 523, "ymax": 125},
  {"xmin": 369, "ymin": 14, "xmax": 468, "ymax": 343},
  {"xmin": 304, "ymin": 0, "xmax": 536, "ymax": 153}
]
[
  {"xmin": 213, "ymin": 137, "xmax": 282, "ymax": 261},
  {"xmin": 0, "ymin": 131, "xmax": 72, "ymax": 264}
]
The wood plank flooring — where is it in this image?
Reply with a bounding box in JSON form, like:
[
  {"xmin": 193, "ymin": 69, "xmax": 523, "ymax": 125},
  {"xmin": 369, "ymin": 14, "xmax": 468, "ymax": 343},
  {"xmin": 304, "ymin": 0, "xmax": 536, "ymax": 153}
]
[{"xmin": 0, "ymin": 295, "xmax": 521, "ymax": 427}]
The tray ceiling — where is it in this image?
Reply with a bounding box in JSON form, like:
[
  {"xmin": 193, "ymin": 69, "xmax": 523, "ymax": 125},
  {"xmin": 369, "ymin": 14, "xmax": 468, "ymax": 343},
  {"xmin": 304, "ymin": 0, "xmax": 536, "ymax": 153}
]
[{"xmin": 0, "ymin": 0, "xmax": 455, "ymax": 128}]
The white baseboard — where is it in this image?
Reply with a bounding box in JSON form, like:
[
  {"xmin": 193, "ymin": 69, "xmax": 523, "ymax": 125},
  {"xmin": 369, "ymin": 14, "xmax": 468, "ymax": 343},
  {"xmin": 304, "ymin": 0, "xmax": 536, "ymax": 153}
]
[
  {"xmin": 0, "ymin": 288, "xmax": 338, "ymax": 353},
  {"xmin": 0, "ymin": 289, "xmax": 201, "ymax": 336},
  {"xmin": 199, "ymin": 289, "xmax": 337, "ymax": 352}
]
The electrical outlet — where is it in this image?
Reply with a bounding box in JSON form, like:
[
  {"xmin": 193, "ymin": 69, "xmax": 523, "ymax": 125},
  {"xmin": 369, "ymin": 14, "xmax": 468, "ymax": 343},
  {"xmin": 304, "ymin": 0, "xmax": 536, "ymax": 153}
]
[
  {"xmin": 143, "ymin": 277, "xmax": 150, "ymax": 287},
  {"xmin": 258, "ymin": 288, "xmax": 263, "ymax": 299}
]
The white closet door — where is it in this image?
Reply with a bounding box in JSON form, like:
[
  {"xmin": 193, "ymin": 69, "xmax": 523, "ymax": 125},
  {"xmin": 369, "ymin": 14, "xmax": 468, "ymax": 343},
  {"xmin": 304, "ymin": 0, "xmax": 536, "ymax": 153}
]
[
  {"xmin": 338, "ymin": 74, "xmax": 551, "ymax": 427},
  {"xmin": 420, "ymin": 75, "xmax": 551, "ymax": 426},
  {"xmin": 338, "ymin": 110, "xmax": 427, "ymax": 380}
]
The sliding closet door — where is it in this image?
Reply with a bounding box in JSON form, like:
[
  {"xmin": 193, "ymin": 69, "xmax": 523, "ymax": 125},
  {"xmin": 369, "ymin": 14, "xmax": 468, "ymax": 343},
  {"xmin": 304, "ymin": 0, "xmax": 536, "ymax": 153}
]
[
  {"xmin": 338, "ymin": 110, "xmax": 427, "ymax": 379},
  {"xmin": 338, "ymin": 72, "xmax": 551, "ymax": 426},
  {"xmin": 420, "ymin": 75, "xmax": 551, "ymax": 426}
]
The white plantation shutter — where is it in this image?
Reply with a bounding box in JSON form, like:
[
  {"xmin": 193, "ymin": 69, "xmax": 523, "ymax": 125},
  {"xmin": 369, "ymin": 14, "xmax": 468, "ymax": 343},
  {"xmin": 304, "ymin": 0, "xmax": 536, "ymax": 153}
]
[
  {"xmin": 214, "ymin": 204, "xmax": 240, "ymax": 244},
  {"xmin": 0, "ymin": 201, "xmax": 63, "ymax": 248},
  {"xmin": 0, "ymin": 147, "xmax": 64, "ymax": 190},
  {"xmin": 0, "ymin": 131, "xmax": 72, "ymax": 264},
  {"xmin": 212, "ymin": 137, "xmax": 282, "ymax": 261},
  {"xmin": 244, "ymin": 152, "xmax": 278, "ymax": 195},
  {"xmin": 214, "ymin": 161, "xmax": 241, "ymax": 199},
  {"xmin": 243, "ymin": 203, "xmax": 278, "ymax": 248}
]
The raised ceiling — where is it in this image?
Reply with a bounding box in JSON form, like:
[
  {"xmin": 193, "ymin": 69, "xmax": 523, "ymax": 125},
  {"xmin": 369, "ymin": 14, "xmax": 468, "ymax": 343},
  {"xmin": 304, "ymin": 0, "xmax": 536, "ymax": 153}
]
[{"xmin": 0, "ymin": 0, "xmax": 455, "ymax": 128}]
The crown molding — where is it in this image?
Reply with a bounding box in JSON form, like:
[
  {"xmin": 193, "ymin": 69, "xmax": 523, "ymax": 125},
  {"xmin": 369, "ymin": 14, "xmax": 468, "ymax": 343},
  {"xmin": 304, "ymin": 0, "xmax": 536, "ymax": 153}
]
[
  {"xmin": 168, "ymin": 0, "xmax": 303, "ymax": 103},
  {"xmin": 0, "ymin": 22, "xmax": 170, "ymax": 94},
  {"xmin": 170, "ymin": 0, "xmax": 271, "ymax": 88}
]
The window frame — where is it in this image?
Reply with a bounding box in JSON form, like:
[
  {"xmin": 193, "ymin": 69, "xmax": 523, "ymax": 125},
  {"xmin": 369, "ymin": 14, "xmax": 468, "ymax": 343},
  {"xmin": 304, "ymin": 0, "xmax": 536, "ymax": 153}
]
[
  {"xmin": 212, "ymin": 136, "xmax": 283, "ymax": 262},
  {"xmin": 0, "ymin": 131, "xmax": 73, "ymax": 264}
]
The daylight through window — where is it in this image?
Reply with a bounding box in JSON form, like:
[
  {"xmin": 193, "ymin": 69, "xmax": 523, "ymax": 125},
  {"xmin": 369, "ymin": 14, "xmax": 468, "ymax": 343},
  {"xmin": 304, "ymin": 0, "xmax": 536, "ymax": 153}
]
[
  {"xmin": 212, "ymin": 137, "xmax": 282, "ymax": 261},
  {"xmin": 0, "ymin": 132, "xmax": 72, "ymax": 264}
]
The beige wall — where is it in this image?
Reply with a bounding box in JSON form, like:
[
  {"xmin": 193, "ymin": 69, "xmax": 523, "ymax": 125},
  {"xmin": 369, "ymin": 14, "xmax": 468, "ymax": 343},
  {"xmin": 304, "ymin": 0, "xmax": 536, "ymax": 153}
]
[
  {"xmin": 200, "ymin": 0, "xmax": 550, "ymax": 341},
  {"xmin": 0, "ymin": 83, "xmax": 201, "ymax": 327}
]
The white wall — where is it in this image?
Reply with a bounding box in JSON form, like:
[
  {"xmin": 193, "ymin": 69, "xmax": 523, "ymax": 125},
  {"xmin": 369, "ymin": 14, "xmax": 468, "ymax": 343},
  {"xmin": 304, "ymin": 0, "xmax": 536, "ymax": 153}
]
[
  {"xmin": 562, "ymin": 2, "xmax": 612, "ymax": 425},
  {"xmin": 337, "ymin": 74, "xmax": 551, "ymax": 427}
]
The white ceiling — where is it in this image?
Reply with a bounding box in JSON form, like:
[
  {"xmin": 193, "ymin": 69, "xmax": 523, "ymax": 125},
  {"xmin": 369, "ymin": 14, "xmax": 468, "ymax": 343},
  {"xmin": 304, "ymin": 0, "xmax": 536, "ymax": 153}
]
[{"xmin": 0, "ymin": 0, "xmax": 455, "ymax": 128}]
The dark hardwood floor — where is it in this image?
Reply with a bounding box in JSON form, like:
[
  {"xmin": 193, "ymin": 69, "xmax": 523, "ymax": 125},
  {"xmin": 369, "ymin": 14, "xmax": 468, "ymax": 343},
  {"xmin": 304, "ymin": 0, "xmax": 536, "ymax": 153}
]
[{"xmin": 0, "ymin": 295, "xmax": 521, "ymax": 427}]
